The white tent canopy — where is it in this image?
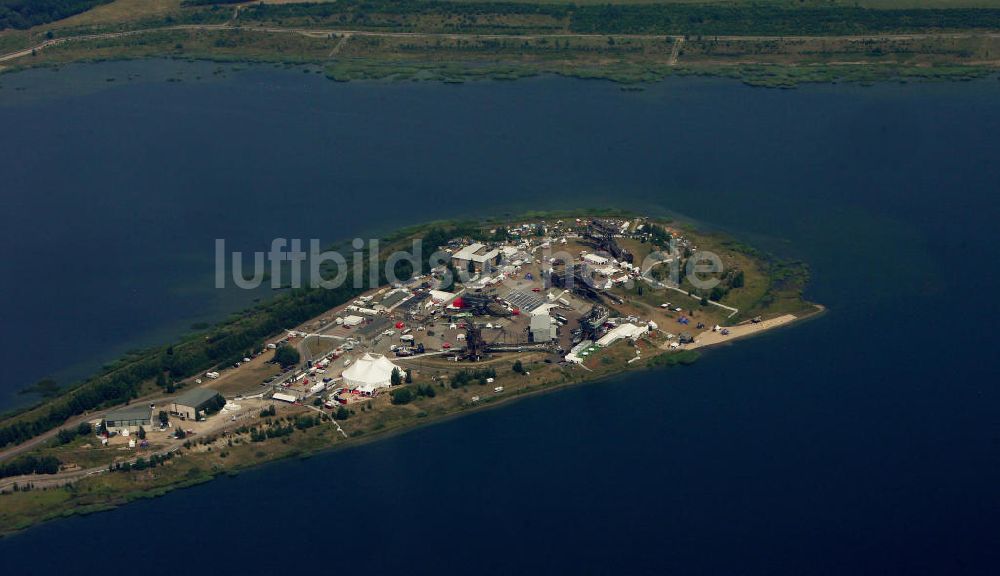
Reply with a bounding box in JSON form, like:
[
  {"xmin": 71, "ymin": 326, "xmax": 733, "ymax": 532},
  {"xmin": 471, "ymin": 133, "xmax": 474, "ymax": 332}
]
[{"xmin": 342, "ymin": 353, "xmax": 403, "ymax": 394}]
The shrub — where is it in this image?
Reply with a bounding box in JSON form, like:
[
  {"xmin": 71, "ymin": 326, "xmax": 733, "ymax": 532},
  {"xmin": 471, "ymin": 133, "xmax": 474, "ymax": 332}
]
[{"xmin": 391, "ymin": 388, "xmax": 413, "ymax": 405}]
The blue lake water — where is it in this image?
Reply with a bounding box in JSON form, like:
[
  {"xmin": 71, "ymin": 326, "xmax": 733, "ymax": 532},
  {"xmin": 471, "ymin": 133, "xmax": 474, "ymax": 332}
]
[{"xmin": 0, "ymin": 62, "xmax": 998, "ymax": 573}]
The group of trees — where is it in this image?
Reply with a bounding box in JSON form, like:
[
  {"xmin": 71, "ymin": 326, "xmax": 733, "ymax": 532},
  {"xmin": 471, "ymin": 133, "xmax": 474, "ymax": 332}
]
[
  {"xmin": 250, "ymin": 423, "xmax": 294, "ymax": 442},
  {"xmin": 390, "ymin": 387, "xmax": 413, "ymax": 405},
  {"xmin": 390, "ymin": 367, "xmax": 413, "ymax": 386},
  {"xmin": 570, "ymin": 5, "xmax": 1000, "ymax": 36},
  {"xmin": 207, "ymin": 0, "xmax": 1000, "ymax": 37},
  {"xmin": 0, "ymin": 454, "xmax": 60, "ymax": 479},
  {"xmin": 294, "ymin": 415, "xmax": 319, "ymax": 430},
  {"xmin": 273, "ymin": 345, "xmax": 300, "ymax": 368},
  {"xmin": 110, "ymin": 451, "xmax": 173, "ymax": 473},
  {"xmin": 55, "ymin": 421, "xmax": 93, "ymax": 445},
  {"xmin": 1, "ymin": 264, "xmax": 375, "ymax": 450},
  {"xmin": 0, "ymin": 355, "xmax": 157, "ymax": 449},
  {"xmin": 0, "ymin": 0, "xmax": 111, "ymax": 30},
  {"xmin": 391, "ymin": 383, "xmax": 436, "ymax": 405},
  {"xmin": 234, "ymin": 0, "xmax": 568, "ymax": 25},
  {"xmin": 451, "ymin": 367, "xmax": 497, "ymax": 388},
  {"xmin": 202, "ymin": 393, "xmax": 227, "ymax": 416}
]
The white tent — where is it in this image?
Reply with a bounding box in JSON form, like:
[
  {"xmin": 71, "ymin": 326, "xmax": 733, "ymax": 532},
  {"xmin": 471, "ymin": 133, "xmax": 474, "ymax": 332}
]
[
  {"xmin": 342, "ymin": 353, "xmax": 403, "ymax": 394},
  {"xmin": 597, "ymin": 323, "xmax": 649, "ymax": 347}
]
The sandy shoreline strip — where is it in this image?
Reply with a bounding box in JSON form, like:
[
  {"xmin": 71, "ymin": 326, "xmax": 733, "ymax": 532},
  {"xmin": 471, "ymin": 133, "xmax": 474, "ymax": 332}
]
[{"xmin": 685, "ymin": 314, "xmax": 800, "ymax": 350}]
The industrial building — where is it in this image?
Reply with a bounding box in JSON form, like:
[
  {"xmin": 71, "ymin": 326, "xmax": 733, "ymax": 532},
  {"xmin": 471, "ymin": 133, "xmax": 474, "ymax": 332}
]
[
  {"xmin": 170, "ymin": 388, "xmax": 224, "ymax": 420},
  {"xmin": 342, "ymin": 314, "xmax": 364, "ymax": 327},
  {"xmin": 103, "ymin": 405, "xmax": 153, "ymax": 434},
  {"xmin": 452, "ymin": 243, "xmax": 501, "ymax": 267},
  {"xmin": 378, "ymin": 289, "xmax": 411, "ymax": 310},
  {"xmin": 530, "ymin": 313, "xmax": 558, "ymax": 342},
  {"xmin": 357, "ymin": 316, "xmax": 393, "ymax": 345}
]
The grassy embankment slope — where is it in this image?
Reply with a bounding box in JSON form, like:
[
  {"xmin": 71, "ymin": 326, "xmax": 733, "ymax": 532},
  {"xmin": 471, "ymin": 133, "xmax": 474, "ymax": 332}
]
[
  {"xmin": 0, "ymin": 212, "xmax": 815, "ymax": 534},
  {"xmin": 1, "ymin": 0, "xmax": 1000, "ymax": 85}
]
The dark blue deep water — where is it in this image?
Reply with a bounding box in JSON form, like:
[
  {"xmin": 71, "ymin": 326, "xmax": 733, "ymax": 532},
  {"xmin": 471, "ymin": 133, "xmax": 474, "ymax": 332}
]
[{"xmin": 0, "ymin": 62, "xmax": 998, "ymax": 574}]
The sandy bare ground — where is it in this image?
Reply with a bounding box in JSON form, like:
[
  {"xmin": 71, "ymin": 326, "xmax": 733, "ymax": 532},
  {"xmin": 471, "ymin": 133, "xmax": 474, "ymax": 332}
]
[{"xmin": 684, "ymin": 314, "xmax": 799, "ymax": 350}]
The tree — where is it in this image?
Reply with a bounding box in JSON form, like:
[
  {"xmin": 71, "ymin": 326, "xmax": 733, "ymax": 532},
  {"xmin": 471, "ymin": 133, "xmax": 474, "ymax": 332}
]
[
  {"xmin": 710, "ymin": 286, "xmax": 725, "ymax": 302},
  {"xmin": 158, "ymin": 411, "xmax": 169, "ymax": 425},
  {"xmin": 273, "ymin": 345, "xmax": 301, "ymax": 368},
  {"xmin": 441, "ymin": 262, "xmax": 460, "ymax": 291},
  {"xmin": 405, "ymin": 370, "xmax": 413, "ymax": 384},
  {"xmin": 56, "ymin": 429, "xmax": 75, "ymax": 445},
  {"xmin": 335, "ymin": 406, "xmax": 349, "ymax": 420},
  {"xmin": 512, "ymin": 360, "xmax": 525, "ymax": 374},
  {"xmin": 391, "ymin": 368, "xmax": 402, "ymax": 386},
  {"xmin": 391, "ymin": 388, "xmax": 413, "ymax": 405},
  {"xmin": 174, "ymin": 427, "xmax": 186, "ymax": 440},
  {"xmin": 77, "ymin": 422, "xmax": 92, "ymax": 436},
  {"xmin": 466, "ymin": 259, "xmax": 475, "ymax": 276},
  {"xmin": 202, "ymin": 393, "xmax": 227, "ymax": 416},
  {"xmin": 156, "ymin": 372, "xmax": 167, "ymax": 388},
  {"xmin": 137, "ymin": 427, "xmax": 146, "ymax": 440},
  {"xmin": 732, "ymin": 270, "xmax": 745, "ymax": 288}
]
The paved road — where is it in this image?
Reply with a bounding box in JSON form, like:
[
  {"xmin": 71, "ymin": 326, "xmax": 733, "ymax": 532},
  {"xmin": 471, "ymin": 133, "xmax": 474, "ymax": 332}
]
[
  {"xmin": 0, "ymin": 406, "xmax": 262, "ymax": 492},
  {"xmin": 0, "ymin": 391, "xmax": 182, "ymax": 463}
]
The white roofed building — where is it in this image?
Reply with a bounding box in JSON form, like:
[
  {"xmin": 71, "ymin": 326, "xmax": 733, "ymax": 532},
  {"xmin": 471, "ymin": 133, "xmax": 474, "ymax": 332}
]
[
  {"xmin": 453, "ymin": 243, "xmax": 501, "ymax": 266},
  {"xmin": 343, "ymin": 315, "xmax": 364, "ymax": 327},
  {"xmin": 583, "ymin": 253, "xmax": 610, "ymax": 265},
  {"xmin": 429, "ymin": 289, "xmax": 456, "ymax": 304},
  {"xmin": 530, "ymin": 313, "xmax": 557, "ymax": 342},
  {"xmin": 596, "ymin": 323, "xmax": 649, "ymax": 347}
]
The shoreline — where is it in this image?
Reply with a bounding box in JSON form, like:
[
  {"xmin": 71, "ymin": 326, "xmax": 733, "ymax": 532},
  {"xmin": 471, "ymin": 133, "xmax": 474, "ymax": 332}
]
[
  {"xmin": 0, "ymin": 305, "xmax": 820, "ymax": 539},
  {"xmin": 0, "ymin": 211, "xmax": 820, "ymax": 535},
  {"xmin": 3, "ymin": 52, "xmax": 997, "ymax": 89},
  {"xmin": 2, "ymin": 20, "xmax": 999, "ymax": 88}
]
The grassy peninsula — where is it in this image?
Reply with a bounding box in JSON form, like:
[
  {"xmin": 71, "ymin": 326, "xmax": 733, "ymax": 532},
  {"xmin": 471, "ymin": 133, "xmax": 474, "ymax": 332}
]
[{"xmin": 0, "ymin": 212, "xmax": 820, "ymax": 535}]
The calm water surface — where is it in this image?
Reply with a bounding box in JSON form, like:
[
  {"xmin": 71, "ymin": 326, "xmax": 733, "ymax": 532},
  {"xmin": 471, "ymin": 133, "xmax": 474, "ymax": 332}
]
[{"xmin": 0, "ymin": 62, "xmax": 997, "ymax": 574}]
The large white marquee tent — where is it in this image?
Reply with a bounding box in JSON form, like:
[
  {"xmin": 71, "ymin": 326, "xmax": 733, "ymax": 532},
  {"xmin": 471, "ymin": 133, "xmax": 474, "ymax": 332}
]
[{"xmin": 342, "ymin": 353, "xmax": 404, "ymax": 394}]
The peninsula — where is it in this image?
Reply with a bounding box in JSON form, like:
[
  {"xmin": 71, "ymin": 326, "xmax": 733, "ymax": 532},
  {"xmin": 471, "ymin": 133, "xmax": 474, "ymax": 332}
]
[{"xmin": 0, "ymin": 213, "xmax": 821, "ymax": 535}]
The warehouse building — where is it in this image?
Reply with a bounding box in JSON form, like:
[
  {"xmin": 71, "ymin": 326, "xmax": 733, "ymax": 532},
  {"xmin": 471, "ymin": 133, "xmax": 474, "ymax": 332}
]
[
  {"xmin": 103, "ymin": 405, "xmax": 153, "ymax": 435},
  {"xmin": 378, "ymin": 289, "xmax": 411, "ymax": 311},
  {"xmin": 530, "ymin": 313, "xmax": 557, "ymax": 342},
  {"xmin": 357, "ymin": 316, "xmax": 393, "ymax": 345},
  {"xmin": 170, "ymin": 388, "xmax": 225, "ymax": 420},
  {"xmin": 452, "ymin": 243, "xmax": 501, "ymax": 268}
]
